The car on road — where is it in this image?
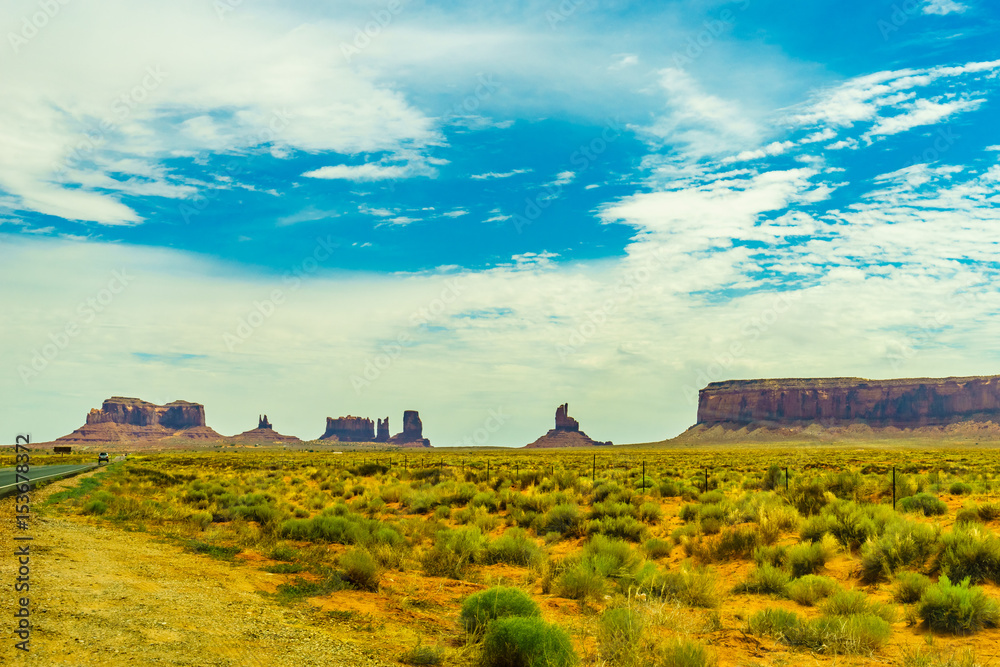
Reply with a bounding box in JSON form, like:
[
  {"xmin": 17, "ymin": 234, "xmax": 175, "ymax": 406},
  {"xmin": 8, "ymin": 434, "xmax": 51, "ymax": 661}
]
[{"xmin": 98, "ymin": 452, "xmax": 110, "ymax": 464}]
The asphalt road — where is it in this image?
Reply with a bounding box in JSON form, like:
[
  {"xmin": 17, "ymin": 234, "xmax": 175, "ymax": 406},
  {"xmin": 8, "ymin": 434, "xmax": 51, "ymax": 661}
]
[{"xmin": 0, "ymin": 462, "xmax": 99, "ymax": 498}]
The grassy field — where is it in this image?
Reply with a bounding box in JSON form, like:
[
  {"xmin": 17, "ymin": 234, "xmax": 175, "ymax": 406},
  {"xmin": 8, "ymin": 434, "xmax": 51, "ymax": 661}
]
[{"xmin": 23, "ymin": 446, "xmax": 1000, "ymax": 666}]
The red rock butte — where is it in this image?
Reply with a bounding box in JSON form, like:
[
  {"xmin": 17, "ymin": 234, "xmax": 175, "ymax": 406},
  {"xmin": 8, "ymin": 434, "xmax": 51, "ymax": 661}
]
[
  {"xmin": 56, "ymin": 397, "xmax": 222, "ymax": 443},
  {"xmin": 229, "ymin": 414, "xmax": 301, "ymax": 444},
  {"xmin": 525, "ymin": 403, "xmax": 612, "ymax": 448},
  {"xmin": 320, "ymin": 410, "xmax": 430, "ymax": 447},
  {"xmin": 697, "ymin": 375, "xmax": 1000, "ymax": 428}
]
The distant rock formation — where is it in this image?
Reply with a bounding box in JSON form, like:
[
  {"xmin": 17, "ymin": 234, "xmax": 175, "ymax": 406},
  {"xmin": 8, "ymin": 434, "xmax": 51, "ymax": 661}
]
[
  {"xmin": 388, "ymin": 410, "xmax": 431, "ymax": 447},
  {"xmin": 57, "ymin": 397, "xmax": 222, "ymax": 443},
  {"xmin": 697, "ymin": 375, "xmax": 1000, "ymax": 429},
  {"xmin": 231, "ymin": 415, "xmax": 299, "ymax": 444},
  {"xmin": 525, "ymin": 403, "xmax": 612, "ymax": 448},
  {"xmin": 376, "ymin": 417, "xmax": 389, "ymax": 442},
  {"xmin": 320, "ymin": 416, "xmax": 375, "ymax": 442}
]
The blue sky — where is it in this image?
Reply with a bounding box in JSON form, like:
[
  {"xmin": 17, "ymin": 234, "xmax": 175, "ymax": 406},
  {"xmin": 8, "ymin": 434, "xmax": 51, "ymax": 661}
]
[{"xmin": 2, "ymin": 0, "xmax": 999, "ymax": 445}]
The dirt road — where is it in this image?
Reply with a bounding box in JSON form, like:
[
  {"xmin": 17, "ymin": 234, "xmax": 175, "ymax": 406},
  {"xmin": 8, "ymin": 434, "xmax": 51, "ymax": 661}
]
[{"xmin": 0, "ymin": 469, "xmax": 391, "ymax": 666}]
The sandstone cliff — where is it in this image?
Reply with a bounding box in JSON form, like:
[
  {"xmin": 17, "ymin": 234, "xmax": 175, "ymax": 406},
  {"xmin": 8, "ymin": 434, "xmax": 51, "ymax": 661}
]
[
  {"xmin": 57, "ymin": 397, "xmax": 221, "ymax": 443},
  {"xmin": 697, "ymin": 375, "xmax": 1000, "ymax": 428},
  {"xmin": 388, "ymin": 410, "xmax": 431, "ymax": 447},
  {"xmin": 320, "ymin": 416, "xmax": 375, "ymax": 442}
]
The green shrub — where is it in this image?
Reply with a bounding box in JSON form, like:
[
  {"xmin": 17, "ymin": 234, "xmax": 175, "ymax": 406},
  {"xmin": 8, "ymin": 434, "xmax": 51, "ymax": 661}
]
[
  {"xmin": 786, "ymin": 575, "xmax": 839, "ymax": 606},
  {"xmin": 422, "ymin": 527, "xmax": 486, "ymax": 579},
  {"xmin": 638, "ymin": 502, "xmax": 663, "ymax": 523},
  {"xmin": 460, "ymin": 586, "xmax": 541, "ymax": 635},
  {"xmin": 701, "ymin": 525, "xmax": 765, "ymax": 561},
  {"xmin": 859, "ymin": 520, "xmax": 938, "ymax": 583},
  {"xmin": 824, "ymin": 501, "xmax": 895, "ymax": 550},
  {"xmin": 932, "ymin": 525, "xmax": 1000, "ymax": 584},
  {"xmin": 82, "ymin": 499, "xmax": 108, "ymax": 515},
  {"xmin": 894, "ymin": 572, "xmax": 931, "ymax": 604},
  {"xmin": 787, "ymin": 540, "xmax": 828, "ymax": 578},
  {"xmin": 484, "ymin": 528, "xmax": 543, "ymax": 567},
  {"xmin": 822, "ymin": 589, "xmax": 896, "ymax": 623},
  {"xmin": 480, "ymin": 617, "xmax": 577, "ymax": 667},
  {"xmin": 657, "ymin": 638, "xmax": 713, "ymax": 667},
  {"xmin": 557, "ymin": 563, "xmax": 607, "ymax": 601},
  {"xmin": 597, "ymin": 607, "xmax": 644, "ymax": 665},
  {"xmin": 733, "ymin": 564, "xmax": 789, "ymax": 595},
  {"xmin": 789, "ymin": 482, "xmax": 830, "ymax": 516},
  {"xmin": 949, "ymin": 482, "xmax": 973, "ymax": 495},
  {"xmin": 339, "ymin": 548, "xmax": 380, "ymax": 592},
  {"xmin": 399, "ymin": 644, "xmax": 445, "ymax": 666},
  {"xmin": 752, "ymin": 545, "xmax": 787, "ymax": 568},
  {"xmin": 898, "ymin": 493, "xmax": 948, "ymax": 516},
  {"xmin": 917, "ymin": 575, "xmax": 1000, "ymax": 634},
  {"xmin": 746, "ymin": 607, "xmax": 802, "ymax": 641},
  {"xmin": 645, "ymin": 564, "xmax": 719, "ymax": 608},
  {"xmin": 800, "ymin": 514, "xmax": 832, "ymax": 542},
  {"xmin": 747, "ymin": 608, "xmax": 891, "ymax": 654},
  {"xmin": 644, "ymin": 538, "xmax": 673, "ymax": 559},
  {"xmin": 585, "ymin": 516, "xmax": 647, "ymax": 542},
  {"xmin": 537, "ymin": 504, "xmax": 581, "ymax": 538}
]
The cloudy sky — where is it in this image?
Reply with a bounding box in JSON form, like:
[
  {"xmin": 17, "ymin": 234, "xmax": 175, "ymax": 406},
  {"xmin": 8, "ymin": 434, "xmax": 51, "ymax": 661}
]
[{"xmin": 2, "ymin": 0, "xmax": 999, "ymax": 446}]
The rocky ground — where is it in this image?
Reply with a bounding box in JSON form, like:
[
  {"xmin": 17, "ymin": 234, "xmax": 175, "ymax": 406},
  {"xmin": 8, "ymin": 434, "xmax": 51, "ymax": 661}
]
[{"xmin": 0, "ymin": 470, "xmax": 392, "ymax": 666}]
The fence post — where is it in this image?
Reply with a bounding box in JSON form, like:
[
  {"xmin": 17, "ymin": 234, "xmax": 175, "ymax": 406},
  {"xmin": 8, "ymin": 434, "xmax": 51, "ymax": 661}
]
[
  {"xmin": 593, "ymin": 454, "xmax": 596, "ymax": 483},
  {"xmin": 704, "ymin": 468, "xmax": 709, "ymax": 494},
  {"xmin": 785, "ymin": 467, "xmax": 789, "ymax": 491},
  {"xmin": 893, "ymin": 467, "xmax": 896, "ymax": 510},
  {"xmin": 642, "ymin": 460, "xmax": 645, "ymax": 493},
  {"xmin": 487, "ymin": 460, "xmax": 490, "ymax": 484}
]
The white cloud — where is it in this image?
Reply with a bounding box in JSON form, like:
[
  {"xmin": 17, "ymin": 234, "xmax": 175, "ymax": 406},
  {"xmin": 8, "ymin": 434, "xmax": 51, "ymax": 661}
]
[
  {"xmin": 470, "ymin": 169, "xmax": 531, "ymax": 180},
  {"xmin": 302, "ymin": 164, "xmax": 422, "ymax": 182},
  {"xmin": 923, "ymin": 0, "xmax": 967, "ymax": 15},
  {"xmin": 864, "ymin": 97, "xmax": 985, "ymax": 140},
  {"xmin": 442, "ymin": 209, "xmax": 469, "ymax": 218}
]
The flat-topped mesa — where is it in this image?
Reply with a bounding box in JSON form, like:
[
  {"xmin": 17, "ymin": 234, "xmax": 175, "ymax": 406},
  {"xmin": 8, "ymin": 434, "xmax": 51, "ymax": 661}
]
[
  {"xmin": 525, "ymin": 403, "xmax": 612, "ymax": 448},
  {"xmin": 376, "ymin": 418, "xmax": 389, "ymax": 442},
  {"xmin": 58, "ymin": 397, "xmax": 220, "ymax": 443},
  {"xmin": 85, "ymin": 397, "xmax": 206, "ymax": 429},
  {"xmin": 258, "ymin": 414, "xmax": 273, "ymax": 430},
  {"xmin": 389, "ymin": 410, "xmax": 431, "ymax": 447},
  {"xmin": 320, "ymin": 416, "xmax": 375, "ymax": 442},
  {"xmin": 697, "ymin": 375, "xmax": 1000, "ymax": 428}
]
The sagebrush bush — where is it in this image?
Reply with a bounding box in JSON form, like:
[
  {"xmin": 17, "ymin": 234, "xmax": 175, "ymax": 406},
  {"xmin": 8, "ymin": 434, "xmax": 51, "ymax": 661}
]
[
  {"xmin": 733, "ymin": 564, "xmax": 789, "ymax": 595},
  {"xmin": 917, "ymin": 575, "xmax": 1000, "ymax": 634},
  {"xmin": 657, "ymin": 638, "xmax": 714, "ymax": 667},
  {"xmin": 480, "ymin": 617, "xmax": 577, "ymax": 667},
  {"xmin": 644, "ymin": 538, "xmax": 673, "ymax": 559},
  {"xmin": 787, "ymin": 540, "xmax": 829, "ymax": 578},
  {"xmin": 786, "ymin": 575, "xmax": 839, "ymax": 606},
  {"xmin": 822, "ymin": 589, "xmax": 896, "ymax": 623},
  {"xmin": 422, "ymin": 527, "xmax": 486, "ymax": 579},
  {"xmin": 339, "ymin": 548, "xmax": 380, "ymax": 592},
  {"xmin": 898, "ymin": 493, "xmax": 948, "ymax": 516},
  {"xmin": 484, "ymin": 528, "xmax": 543, "ymax": 566},
  {"xmin": 859, "ymin": 520, "xmax": 938, "ymax": 583},
  {"xmin": 893, "ymin": 572, "xmax": 931, "ymax": 604},
  {"xmin": 645, "ymin": 564, "xmax": 720, "ymax": 608},
  {"xmin": 933, "ymin": 525, "xmax": 1000, "ymax": 586},
  {"xmin": 460, "ymin": 586, "xmax": 541, "ymax": 635},
  {"xmin": 536, "ymin": 504, "xmax": 581, "ymax": 539},
  {"xmin": 747, "ymin": 608, "xmax": 891, "ymax": 654},
  {"xmin": 597, "ymin": 607, "xmax": 644, "ymax": 665}
]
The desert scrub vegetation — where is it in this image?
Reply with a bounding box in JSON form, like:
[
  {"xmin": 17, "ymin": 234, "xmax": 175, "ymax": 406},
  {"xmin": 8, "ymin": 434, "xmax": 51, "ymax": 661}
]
[
  {"xmin": 36, "ymin": 448, "xmax": 1000, "ymax": 664},
  {"xmin": 460, "ymin": 587, "xmax": 541, "ymax": 636},
  {"xmin": 479, "ymin": 617, "xmax": 577, "ymax": 667},
  {"xmin": 746, "ymin": 607, "xmax": 892, "ymax": 654},
  {"xmin": 916, "ymin": 576, "xmax": 1000, "ymax": 634}
]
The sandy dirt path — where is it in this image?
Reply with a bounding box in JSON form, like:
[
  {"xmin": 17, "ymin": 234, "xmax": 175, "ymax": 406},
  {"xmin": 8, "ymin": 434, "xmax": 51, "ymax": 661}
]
[{"xmin": 0, "ymin": 468, "xmax": 391, "ymax": 666}]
